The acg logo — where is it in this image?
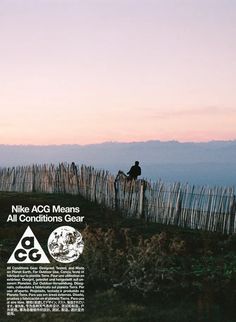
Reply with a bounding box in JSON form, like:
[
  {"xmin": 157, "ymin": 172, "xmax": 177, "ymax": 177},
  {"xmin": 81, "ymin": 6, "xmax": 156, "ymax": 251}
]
[
  {"xmin": 8, "ymin": 226, "xmax": 50, "ymax": 264},
  {"xmin": 14, "ymin": 236, "xmax": 41, "ymax": 262}
]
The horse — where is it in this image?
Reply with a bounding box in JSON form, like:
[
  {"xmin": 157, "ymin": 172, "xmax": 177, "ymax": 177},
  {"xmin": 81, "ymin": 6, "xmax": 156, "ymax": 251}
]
[{"xmin": 115, "ymin": 170, "xmax": 151, "ymax": 188}]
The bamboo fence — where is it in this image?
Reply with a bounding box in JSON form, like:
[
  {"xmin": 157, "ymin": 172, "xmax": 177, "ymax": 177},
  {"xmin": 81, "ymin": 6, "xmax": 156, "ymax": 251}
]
[{"xmin": 0, "ymin": 163, "xmax": 235, "ymax": 234}]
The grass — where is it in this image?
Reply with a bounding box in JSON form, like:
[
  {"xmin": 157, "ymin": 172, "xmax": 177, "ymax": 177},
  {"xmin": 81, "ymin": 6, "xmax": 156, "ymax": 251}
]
[{"xmin": 0, "ymin": 192, "xmax": 236, "ymax": 322}]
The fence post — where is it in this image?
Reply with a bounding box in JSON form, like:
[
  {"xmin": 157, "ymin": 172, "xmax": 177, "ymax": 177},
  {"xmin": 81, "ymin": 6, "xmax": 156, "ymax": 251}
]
[
  {"xmin": 229, "ymin": 195, "xmax": 236, "ymax": 234},
  {"xmin": 138, "ymin": 182, "xmax": 144, "ymax": 219},
  {"xmin": 175, "ymin": 190, "xmax": 182, "ymax": 226},
  {"xmin": 114, "ymin": 177, "xmax": 119, "ymax": 211}
]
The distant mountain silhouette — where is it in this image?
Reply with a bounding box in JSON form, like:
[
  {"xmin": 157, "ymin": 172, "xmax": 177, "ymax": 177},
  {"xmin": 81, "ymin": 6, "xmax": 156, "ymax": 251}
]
[{"xmin": 0, "ymin": 140, "xmax": 236, "ymax": 186}]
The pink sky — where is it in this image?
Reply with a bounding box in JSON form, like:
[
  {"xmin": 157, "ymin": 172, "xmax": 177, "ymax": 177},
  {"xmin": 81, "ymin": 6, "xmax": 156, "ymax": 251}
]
[{"xmin": 0, "ymin": 0, "xmax": 235, "ymax": 145}]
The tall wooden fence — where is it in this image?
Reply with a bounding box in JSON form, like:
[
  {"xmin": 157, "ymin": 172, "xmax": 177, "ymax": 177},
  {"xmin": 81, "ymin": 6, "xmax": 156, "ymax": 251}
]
[{"xmin": 0, "ymin": 163, "xmax": 235, "ymax": 234}]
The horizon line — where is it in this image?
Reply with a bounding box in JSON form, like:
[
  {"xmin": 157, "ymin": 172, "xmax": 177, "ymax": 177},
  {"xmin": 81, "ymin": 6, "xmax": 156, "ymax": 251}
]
[{"xmin": 0, "ymin": 138, "xmax": 236, "ymax": 147}]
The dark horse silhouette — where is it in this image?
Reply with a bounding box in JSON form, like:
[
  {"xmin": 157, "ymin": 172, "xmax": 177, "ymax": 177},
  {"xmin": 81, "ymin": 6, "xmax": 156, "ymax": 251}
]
[
  {"xmin": 115, "ymin": 170, "xmax": 130, "ymax": 181},
  {"xmin": 115, "ymin": 170, "xmax": 150, "ymax": 188}
]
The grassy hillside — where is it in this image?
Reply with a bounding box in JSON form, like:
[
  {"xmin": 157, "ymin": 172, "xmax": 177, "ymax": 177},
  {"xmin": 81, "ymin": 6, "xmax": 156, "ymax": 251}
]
[{"xmin": 0, "ymin": 192, "xmax": 236, "ymax": 322}]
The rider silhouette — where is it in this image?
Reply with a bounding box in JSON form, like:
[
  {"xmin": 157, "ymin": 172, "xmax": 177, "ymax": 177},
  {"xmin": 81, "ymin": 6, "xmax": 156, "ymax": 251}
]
[{"xmin": 127, "ymin": 161, "xmax": 141, "ymax": 180}]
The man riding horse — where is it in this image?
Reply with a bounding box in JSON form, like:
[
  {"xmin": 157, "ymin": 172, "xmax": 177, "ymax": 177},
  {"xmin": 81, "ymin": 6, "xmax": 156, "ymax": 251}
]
[{"xmin": 115, "ymin": 161, "xmax": 142, "ymax": 183}]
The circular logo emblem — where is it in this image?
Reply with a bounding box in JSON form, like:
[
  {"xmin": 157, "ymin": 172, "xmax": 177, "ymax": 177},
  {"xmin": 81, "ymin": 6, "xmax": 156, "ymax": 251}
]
[{"xmin": 47, "ymin": 226, "xmax": 84, "ymax": 263}]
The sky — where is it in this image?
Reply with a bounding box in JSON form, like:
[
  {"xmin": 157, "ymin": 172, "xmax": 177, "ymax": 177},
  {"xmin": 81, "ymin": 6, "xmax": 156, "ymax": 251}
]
[{"xmin": 0, "ymin": 0, "xmax": 236, "ymax": 145}]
